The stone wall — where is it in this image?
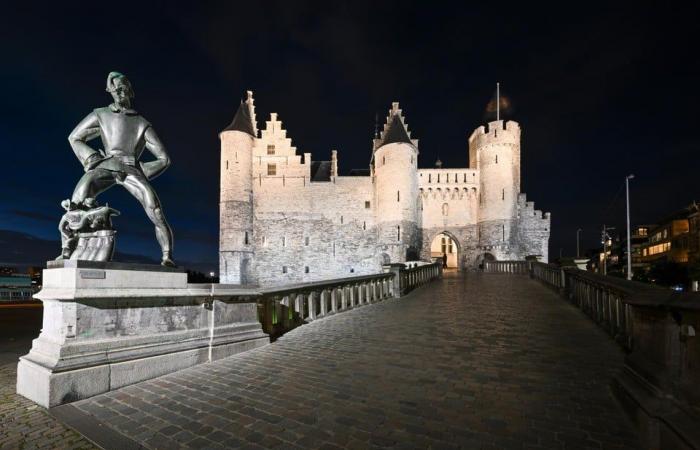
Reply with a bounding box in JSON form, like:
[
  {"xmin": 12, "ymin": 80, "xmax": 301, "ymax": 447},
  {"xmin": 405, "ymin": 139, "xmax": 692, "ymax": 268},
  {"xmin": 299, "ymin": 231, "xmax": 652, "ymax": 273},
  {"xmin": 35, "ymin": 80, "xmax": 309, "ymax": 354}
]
[{"xmin": 252, "ymin": 175, "xmax": 380, "ymax": 286}]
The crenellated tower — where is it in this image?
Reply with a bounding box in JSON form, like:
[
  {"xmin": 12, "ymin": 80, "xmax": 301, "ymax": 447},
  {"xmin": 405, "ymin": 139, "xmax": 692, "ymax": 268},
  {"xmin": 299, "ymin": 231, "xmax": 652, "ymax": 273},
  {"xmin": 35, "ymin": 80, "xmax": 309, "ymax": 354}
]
[
  {"xmin": 219, "ymin": 91, "xmax": 257, "ymax": 284},
  {"xmin": 373, "ymin": 102, "xmax": 421, "ymax": 262},
  {"xmin": 469, "ymin": 120, "xmax": 521, "ymax": 257}
]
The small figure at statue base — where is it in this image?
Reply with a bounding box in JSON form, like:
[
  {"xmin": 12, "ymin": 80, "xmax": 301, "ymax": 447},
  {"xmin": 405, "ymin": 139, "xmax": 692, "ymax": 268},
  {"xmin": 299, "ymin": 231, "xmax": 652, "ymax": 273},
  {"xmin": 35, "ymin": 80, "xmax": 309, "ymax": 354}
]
[{"xmin": 56, "ymin": 198, "xmax": 120, "ymax": 262}]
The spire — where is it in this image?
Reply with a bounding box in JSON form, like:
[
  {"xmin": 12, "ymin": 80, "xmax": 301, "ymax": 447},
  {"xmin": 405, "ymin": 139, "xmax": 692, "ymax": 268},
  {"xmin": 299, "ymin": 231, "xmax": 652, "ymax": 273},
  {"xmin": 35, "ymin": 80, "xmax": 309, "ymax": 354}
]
[
  {"xmin": 374, "ymin": 102, "xmax": 418, "ymax": 150},
  {"xmin": 222, "ymin": 90, "xmax": 257, "ymax": 136}
]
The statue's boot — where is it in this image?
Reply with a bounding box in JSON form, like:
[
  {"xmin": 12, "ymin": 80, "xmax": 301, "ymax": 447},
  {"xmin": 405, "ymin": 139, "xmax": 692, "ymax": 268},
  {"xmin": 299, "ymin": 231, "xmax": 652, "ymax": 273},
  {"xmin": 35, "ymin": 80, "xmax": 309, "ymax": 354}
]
[{"xmin": 161, "ymin": 252, "xmax": 176, "ymax": 267}]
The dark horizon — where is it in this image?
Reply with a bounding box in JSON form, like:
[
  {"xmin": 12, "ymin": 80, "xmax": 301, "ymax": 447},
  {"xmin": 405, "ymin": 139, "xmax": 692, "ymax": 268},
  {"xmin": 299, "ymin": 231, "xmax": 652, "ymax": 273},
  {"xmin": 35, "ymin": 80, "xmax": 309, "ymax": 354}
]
[{"xmin": 2, "ymin": 1, "xmax": 699, "ymax": 267}]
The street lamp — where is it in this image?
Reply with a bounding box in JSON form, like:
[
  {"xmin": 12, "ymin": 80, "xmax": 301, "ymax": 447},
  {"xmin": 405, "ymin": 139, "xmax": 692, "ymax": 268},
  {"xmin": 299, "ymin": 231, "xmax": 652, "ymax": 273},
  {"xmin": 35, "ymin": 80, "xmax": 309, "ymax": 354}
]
[
  {"xmin": 576, "ymin": 228, "xmax": 582, "ymax": 258},
  {"xmin": 626, "ymin": 174, "xmax": 635, "ymax": 280}
]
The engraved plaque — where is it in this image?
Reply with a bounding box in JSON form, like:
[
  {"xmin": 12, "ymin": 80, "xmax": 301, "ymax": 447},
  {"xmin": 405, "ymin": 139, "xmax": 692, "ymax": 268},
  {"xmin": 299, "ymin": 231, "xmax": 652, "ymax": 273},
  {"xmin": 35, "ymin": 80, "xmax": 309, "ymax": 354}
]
[{"xmin": 80, "ymin": 269, "xmax": 106, "ymax": 279}]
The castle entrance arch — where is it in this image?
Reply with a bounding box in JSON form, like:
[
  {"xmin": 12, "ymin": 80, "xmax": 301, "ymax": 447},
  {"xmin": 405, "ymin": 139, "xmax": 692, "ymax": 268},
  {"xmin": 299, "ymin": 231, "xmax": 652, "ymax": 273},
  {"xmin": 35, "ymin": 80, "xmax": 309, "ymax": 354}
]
[{"xmin": 430, "ymin": 232, "xmax": 461, "ymax": 269}]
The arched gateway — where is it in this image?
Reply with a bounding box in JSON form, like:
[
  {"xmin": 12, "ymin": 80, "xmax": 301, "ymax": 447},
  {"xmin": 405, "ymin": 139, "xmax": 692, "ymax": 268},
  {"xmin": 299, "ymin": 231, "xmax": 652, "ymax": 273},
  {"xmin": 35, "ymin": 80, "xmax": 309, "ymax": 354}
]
[{"xmin": 429, "ymin": 232, "xmax": 461, "ymax": 269}]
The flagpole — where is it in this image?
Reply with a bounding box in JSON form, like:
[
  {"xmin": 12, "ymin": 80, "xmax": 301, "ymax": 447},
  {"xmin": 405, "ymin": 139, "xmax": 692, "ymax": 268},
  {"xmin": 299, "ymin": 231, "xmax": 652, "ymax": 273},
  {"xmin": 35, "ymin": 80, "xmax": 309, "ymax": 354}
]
[{"xmin": 496, "ymin": 82, "xmax": 500, "ymax": 121}]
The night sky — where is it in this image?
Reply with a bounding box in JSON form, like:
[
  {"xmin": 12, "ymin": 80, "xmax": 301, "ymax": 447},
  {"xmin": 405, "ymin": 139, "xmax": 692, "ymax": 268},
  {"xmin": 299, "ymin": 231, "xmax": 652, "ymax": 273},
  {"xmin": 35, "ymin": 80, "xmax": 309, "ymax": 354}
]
[{"xmin": 2, "ymin": 2, "xmax": 699, "ymax": 269}]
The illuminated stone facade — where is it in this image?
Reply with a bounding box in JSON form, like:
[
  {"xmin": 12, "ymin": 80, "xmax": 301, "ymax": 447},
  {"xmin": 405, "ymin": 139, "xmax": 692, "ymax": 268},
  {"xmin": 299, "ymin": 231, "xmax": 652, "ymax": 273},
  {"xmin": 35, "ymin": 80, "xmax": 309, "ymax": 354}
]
[{"xmin": 220, "ymin": 92, "xmax": 549, "ymax": 286}]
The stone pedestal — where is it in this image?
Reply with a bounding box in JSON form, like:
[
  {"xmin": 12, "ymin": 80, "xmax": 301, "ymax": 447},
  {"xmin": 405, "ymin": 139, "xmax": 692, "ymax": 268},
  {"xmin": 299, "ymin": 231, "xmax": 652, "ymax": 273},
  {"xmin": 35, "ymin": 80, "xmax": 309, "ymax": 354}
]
[{"xmin": 17, "ymin": 261, "xmax": 269, "ymax": 408}]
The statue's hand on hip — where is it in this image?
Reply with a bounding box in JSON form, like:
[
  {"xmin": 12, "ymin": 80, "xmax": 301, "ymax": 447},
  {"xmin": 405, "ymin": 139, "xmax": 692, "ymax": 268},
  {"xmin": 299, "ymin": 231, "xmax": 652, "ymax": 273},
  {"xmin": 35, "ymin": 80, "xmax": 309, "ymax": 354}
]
[{"xmin": 83, "ymin": 151, "xmax": 107, "ymax": 172}]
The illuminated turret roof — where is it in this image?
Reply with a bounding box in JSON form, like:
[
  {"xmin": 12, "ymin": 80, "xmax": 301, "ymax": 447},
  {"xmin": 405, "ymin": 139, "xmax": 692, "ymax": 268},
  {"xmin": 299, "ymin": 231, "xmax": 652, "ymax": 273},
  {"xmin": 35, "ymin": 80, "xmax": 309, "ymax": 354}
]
[
  {"xmin": 374, "ymin": 102, "xmax": 418, "ymax": 150},
  {"xmin": 222, "ymin": 91, "xmax": 257, "ymax": 136}
]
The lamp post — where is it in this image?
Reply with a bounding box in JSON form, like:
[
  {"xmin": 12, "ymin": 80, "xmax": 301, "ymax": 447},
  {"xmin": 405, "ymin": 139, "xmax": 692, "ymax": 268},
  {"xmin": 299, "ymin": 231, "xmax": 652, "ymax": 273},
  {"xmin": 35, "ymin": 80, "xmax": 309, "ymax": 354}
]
[
  {"xmin": 626, "ymin": 174, "xmax": 635, "ymax": 280},
  {"xmin": 576, "ymin": 228, "xmax": 582, "ymax": 258}
]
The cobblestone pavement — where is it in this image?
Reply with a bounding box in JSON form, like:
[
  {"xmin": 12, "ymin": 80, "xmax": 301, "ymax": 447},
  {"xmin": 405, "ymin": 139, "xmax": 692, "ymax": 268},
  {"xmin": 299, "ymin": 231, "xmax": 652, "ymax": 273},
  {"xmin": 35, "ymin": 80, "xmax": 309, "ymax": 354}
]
[
  {"xmin": 69, "ymin": 272, "xmax": 640, "ymax": 449},
  {"xmin": 0, "ymin": 363, "xmax": 96, "ymax": 449}
]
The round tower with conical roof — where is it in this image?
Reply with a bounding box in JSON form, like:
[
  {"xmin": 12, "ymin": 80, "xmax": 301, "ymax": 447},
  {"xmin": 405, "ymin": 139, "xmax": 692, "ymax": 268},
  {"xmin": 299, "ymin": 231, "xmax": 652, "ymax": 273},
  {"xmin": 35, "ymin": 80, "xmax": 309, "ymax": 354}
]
[
  {"xmin": 219, "ymin": 91, "xmax": 257, "ymax": 284},
  {"xmin": 373, "ymin": 102, "xmax": 420, "ymax": 263},
  {"xmin": 468, "ymin": 119, "xmax": 521, "ymax": 258}
]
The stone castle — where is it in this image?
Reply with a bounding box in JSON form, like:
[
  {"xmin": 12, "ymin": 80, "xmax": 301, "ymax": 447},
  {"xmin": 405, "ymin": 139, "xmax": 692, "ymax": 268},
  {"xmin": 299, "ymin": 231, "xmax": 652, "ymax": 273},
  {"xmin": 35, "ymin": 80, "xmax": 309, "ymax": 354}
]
[{"xmin": 219, "ymin": 92, "xmax": 550, "ymax": 285}]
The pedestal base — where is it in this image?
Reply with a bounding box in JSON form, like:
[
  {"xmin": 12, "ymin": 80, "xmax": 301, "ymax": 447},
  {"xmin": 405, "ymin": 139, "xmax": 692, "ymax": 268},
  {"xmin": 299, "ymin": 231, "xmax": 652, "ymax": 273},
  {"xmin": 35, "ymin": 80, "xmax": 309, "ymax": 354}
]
[{"xmin": 17, "ymin": 262, "xmax": 268, "ymax": 408}]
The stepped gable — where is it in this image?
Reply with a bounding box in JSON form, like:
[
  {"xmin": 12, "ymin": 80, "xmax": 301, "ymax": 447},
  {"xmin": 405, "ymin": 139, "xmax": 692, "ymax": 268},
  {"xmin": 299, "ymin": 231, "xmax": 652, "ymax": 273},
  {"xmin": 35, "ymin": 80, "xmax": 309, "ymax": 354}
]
[
  {"xmin": 374, "ymin": 102, "xmax": 418, "ymax": 150},
  {"xmin": 222, "ymin": 90, "xmax": 257, "ymax": 136}
]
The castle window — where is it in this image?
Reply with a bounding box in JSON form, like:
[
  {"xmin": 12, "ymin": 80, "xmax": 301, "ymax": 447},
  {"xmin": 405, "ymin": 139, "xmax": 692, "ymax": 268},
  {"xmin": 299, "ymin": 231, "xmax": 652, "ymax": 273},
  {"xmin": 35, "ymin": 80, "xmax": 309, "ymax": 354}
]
[
  {"xmin": 383, "ymin": 156, "xmax": 386, "ymax": 165},
  {"xmin": 340, "ymin": 216, "xmax": 344, "ymax": 224},
  {"xmin": 305, "ymin": 236, "xmax": 309, "ymax": 246},
  {"xmin": 437, "ymin": 174, "xmax": 440, "ymax": 183},
  {"xmin": 410, "ymin": 156, "xmax": 413, "ymax": 164},
  {"xmin": 226, "ymin": 160, "xmax": 229, "ymax": 170},
  {"xmin": 305, "ymin": 266, "xmax": 310, "ymax": 273},
  {"xmin": 282, "ymin": 266, "xmax": 288, "ymax": 274},
  {"xmin": 429, "ymin": 174, "xmax": 431, "ymax": 183},
  {"xmin": 397, "ymin": 191, "xmax": 400, "ymax": 202},
  {"xmin": 333, "ymin": 242, "xmax": 336, "ymax": 256},
  {"xmin": 267, "ymin": 144, "xmax": 275, "ymax": 155},
  {"xmin": 282, "ymin": 236, "xmax": 286, "ymax": 247},
  {"xmin": 495, "ymin": 155, "xmax": 498, "ymax": 164},
  {"xmin": 365, "ymin": 201, "xmax": 370, "ymax": 209},
  {"xmin": 262, "ymin": 236, "xmax": 267, "ymax": 246},
  {"xmin": 464, "ymin": 173, "xmax": 466, "ymax": 182},
  {"xmin": 267, "ymin": 163, "xmax": 276, "ymax": 176},
  {"xmin": 363, "ymin": 221, "xmax": 366, "ymax": 230},
  {"xmin": 441, "ymin": 237, "xmax": 446, "ymax": 254},
  {"xmin": 244, "ymin": 231, "xmax": 249, "ymax": 245},
  {"xmin": 502, "ymin": 188, "xmax": 505, "ymax": 200},
  {"xmin": 442, "ymin": 203, "xmax": 449, "ymax": 216},
  {"xmin": 502, "ymin": 224, "xmax": 505, "ymax": 241},
  {"xmin": 397, "ymin": 226, "xmax": 401, "ymax": 241}
]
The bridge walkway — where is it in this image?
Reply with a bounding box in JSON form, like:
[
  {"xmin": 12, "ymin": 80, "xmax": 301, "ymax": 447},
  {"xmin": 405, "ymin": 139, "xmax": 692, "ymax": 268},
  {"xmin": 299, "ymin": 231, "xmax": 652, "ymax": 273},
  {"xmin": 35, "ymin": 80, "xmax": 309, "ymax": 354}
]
[{"xmin": 68, "ymin": 272, "xmax": 641, "ymax": 449}]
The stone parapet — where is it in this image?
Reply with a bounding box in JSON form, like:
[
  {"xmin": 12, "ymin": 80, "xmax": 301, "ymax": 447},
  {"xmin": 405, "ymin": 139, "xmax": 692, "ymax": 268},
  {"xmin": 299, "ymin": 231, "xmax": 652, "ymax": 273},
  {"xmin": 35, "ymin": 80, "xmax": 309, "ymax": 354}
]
[{"xmin": 17, "ymin": 263, "xmax": 268, "ymax": 408}]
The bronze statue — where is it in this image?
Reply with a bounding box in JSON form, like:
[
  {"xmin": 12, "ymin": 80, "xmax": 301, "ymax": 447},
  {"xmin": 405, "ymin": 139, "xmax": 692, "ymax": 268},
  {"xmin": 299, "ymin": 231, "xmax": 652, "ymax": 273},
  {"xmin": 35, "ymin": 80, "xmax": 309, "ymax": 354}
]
[{"xmin": 62, "ymin": 72, "xmax": 175, "ymax": 266}]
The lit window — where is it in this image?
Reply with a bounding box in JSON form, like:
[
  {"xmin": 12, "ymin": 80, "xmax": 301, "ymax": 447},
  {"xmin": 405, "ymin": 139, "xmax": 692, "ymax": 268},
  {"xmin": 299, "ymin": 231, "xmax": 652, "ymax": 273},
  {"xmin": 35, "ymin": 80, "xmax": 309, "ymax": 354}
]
[
  {"xmin": 267, "ymin": 144, "xmax": 275, "ymax": 155},
  {"xmin": 267, "ymin": 164, "xmax": 276, "ymax": 176}
]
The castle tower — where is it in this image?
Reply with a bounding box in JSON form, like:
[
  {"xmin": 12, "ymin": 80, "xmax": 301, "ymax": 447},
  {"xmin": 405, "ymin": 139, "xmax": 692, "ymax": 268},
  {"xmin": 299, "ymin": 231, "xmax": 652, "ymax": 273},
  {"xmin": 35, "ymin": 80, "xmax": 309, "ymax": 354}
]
[
  {"xmin": 373, "ymin": 102, "xmax": 420, "ymax": 263},
  {"xmin": 468, "ymin": 120, "xmax": 521, "ymax": 257},
  {"xmin": 219, "ymin": 91, "xmax": 257, "ymax": 284}
]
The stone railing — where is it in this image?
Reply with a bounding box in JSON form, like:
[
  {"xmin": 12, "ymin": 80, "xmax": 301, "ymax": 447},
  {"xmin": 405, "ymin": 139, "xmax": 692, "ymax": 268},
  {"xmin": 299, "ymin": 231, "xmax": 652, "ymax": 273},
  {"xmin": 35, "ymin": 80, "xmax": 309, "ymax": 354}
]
[
  {"xmin": 528, "ymin": 262, "xmax": 700, "ymax": 449},
  {"xmin": 18, "ymin": 260, "xmax": 442, "ymax": 408},
  {"xmin": 483, "ymin": 260, "xmax": 531, "ymax": 275},
  {"xmin": 257, "ymin": 262, "xmax": 443, "ymax": 338}
]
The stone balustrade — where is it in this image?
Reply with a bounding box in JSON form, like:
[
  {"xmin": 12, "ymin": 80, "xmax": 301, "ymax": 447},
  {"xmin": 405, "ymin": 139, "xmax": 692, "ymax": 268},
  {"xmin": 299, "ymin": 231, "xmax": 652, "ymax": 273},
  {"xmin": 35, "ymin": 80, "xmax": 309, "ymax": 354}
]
[
  {"xmin": 486, "ymin": 260, "xmax": 700, "ymax": 449},
  {"xmin": 256, "ymin": 262, "xmax": 442, "ymax": 338},
  {"xmin": 483, "ymin": 260, "xmax": 531, "ymax": 275}
]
